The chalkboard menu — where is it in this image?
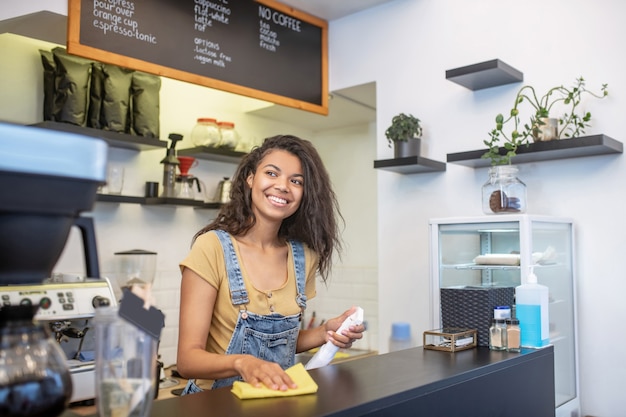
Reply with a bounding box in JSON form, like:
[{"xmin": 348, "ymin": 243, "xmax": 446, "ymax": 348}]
[{"xmin": 67, "ymin": 0, "xmax": 328, "ymax": 115}]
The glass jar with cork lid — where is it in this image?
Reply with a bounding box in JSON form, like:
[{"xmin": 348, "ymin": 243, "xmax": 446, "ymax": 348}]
[{"xmin": 482, "ymin": 165, "xmax": 527, "ymax": 214}]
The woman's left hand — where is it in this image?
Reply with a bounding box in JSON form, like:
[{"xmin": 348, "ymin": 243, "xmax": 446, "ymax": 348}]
[{"xmin": 324, "ymin": 307, "xmax": 366, "ymax": 349}]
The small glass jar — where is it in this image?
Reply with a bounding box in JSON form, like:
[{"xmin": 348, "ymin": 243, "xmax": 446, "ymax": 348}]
[
  {"xmin": 190, "ymin": 118, "xmax": 220, "ymax": 147},
  {"xmin": 489, "ymin": 318, "xmax": 507, "ymax": 351},
  {"xmin": 494, "ymin": 305, "xmax": 511, "ymax": 320},
  {"xmin": 217, "ymin": 121, "xmax": 238, "ymax": 150},
  {"xmin": 482, "ymin": 165, "xmax": 527, "ymax": 214},
  {"xmin": 506, "ymin": 318, "xmax": 521, "ymax": 352}
]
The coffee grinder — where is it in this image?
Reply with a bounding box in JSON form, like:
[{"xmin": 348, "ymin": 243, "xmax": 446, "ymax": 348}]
[
  {"xmin": 114, "ymin": 249, "xmax": 157, "ymax": 298},
  {"xmin": 0, "ymin": 122, "xmax": 108, "ymax": 417},
  {"xmin": 160, "ymin": 133, "xmax": 182, "ymax": 198}
]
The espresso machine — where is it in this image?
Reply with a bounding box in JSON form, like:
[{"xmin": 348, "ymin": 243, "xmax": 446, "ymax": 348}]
[{"xmin": 0, "ymin": 122, "xmax": 108, "ymax": 417}]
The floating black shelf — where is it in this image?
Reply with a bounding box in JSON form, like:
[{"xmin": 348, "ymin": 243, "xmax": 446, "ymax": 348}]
[
  {"xmin": 447, "ymin": 134, "xmax": 623, "ymax": 168},
  {"xmin": 96, "ymin": 194, "xmax": 146, "ymax": 204},
  {"xmin": 446, "ymin": 59, "xmax": 523, "ymax": 91},
  {"xmin": 31, "ymin": 121, "xmax": 167, "ymax": 151},
  {"xmin": 373, "ymin": 156, "xmax": 446, "ymax": 174},
  {"xmin": 177, "ymin": 146, "xmax": 246, "ymax": 164},
  {"xmin": 96, "ymin": 193, "xmax": 221, "ymax": 209}
]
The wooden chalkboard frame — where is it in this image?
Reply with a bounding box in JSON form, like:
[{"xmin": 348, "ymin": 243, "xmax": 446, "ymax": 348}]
[{"xmin": 67, "ymin": 0, "xmax": 328, "ymax": 115}]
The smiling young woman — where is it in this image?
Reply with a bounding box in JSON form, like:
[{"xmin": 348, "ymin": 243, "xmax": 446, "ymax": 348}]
[{"xmin": 176, "ymin": 135, "xmax": 365, "ymax": 394}]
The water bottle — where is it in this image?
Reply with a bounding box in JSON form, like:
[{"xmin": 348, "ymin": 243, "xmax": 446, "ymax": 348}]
[{"xmin": 515, "ymin": 266, "xmax": 549, "ymax": 348}]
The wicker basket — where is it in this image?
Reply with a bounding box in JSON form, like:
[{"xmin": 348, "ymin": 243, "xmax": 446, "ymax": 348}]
[{"xmin": 441, "ymin": 286, "xmax": 515, "ymax": 346}]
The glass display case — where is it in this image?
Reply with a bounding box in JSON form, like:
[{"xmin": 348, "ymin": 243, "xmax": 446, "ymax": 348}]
[{"xmin": 429, "ymin": 215, "xmax": 578, "ymax": 417}]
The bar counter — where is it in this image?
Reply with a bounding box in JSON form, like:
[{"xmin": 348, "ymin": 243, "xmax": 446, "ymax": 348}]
[{"xmin": 62, "ymin": 345, "xmax": 555, "ymax": 417}]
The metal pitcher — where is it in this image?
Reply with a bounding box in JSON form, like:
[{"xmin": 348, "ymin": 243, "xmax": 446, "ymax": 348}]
[{"xmin": 214, "ymin": 177, "xmax": 231, "ymax": 204}]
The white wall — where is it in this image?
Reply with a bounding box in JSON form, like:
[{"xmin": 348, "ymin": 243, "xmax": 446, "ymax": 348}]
[
  {"xmin": 306, "ymin": 123, "xmax": 379, "ymax": 351},
  {"xmin": 329, "ymin": 0, "xmax": 626, "ymax": 415}
]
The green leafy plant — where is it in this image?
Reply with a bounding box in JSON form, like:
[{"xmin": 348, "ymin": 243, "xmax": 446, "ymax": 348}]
[
  {"xmin": 483, "ymin": 77, "xmax": 608, "ymax": 165},
  {"xmin": 385, "ymin": 113, "xmax": 422, "ymax": 147}
]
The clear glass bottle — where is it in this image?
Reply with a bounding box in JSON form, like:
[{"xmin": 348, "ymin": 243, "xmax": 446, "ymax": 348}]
[
  {"xmin": 217, "ymin": 121, "xmax": 238, "ymax": 150},
  {"xmin": 506, "ymin": 318, "xmax": 521, "ymax": 352},
  {"xmin": 489, "ymin": 318, "xmax": 507, "ymax": 351},
  {"xmin": 482, "ymin": 165, "xmax": 527, "ymax": 214},
  {"xmin": 190, "ymin": 118, "xmax": 220, "ymax": 147},
  {"xmin": 0, "ymin": 305, "xmax": 72, "ymax": 417}
]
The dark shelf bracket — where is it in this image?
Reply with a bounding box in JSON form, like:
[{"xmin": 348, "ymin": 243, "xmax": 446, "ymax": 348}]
[
  {"xmin": 32, "ymin": 121, "xmax": 167, "ymax": 151},
  {"xmin": 447, "ymin": 134, "xmax": 623, "ymax": 168},
  {"xmin": 374, "ymin": 156, "xmax": 446, "ymax": 174},
  {"xmin": 177, "ymin": 146, "xmax": 246, "ymax": 164},
  {"xmin": 96, "ymin": 194, "xmax": 221, "ymax": 209},
  {"xmin": 446, "ymin": 59, "xmax": 523, "ymax": 91}
]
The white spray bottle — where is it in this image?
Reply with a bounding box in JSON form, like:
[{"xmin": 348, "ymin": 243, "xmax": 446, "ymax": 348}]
[
  {"xmin": 305, "ymin": 307, "xmax": 363, "ymax": 370},
  {"xmin": 515, "ymin": 266, "xmax": 549, "ymax": 348}
]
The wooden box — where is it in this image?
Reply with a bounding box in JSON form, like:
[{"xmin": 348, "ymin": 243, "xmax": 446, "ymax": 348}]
[{"xmin": 423, "ymin": 328, "xmax": 477, "ymax": 352}]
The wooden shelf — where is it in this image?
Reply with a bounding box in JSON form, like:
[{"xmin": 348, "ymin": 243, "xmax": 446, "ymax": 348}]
[
  {"xmin": 96, "ymin": 193, "xmax": 221, "ymax": 209},
  {"xmin": 374, "ymin": 156, "xmax": 446, "ymax": 174},
  {"xmin": 31, "ymin": 121, "xmax": 167, "ymax": 151},
  {"xmin": 96, "ymin": 194, "xmax": 146, "ymax": 204},
  {"xmin": 446, "ymin": 59, "xmax": 523, "ymax": 91},
  {"xmin": 0, "ymin": 11, "xmax": 67, "ymax": 45},
  {"xmin": 177, "ymin": 146, "xmax": 246, "ymax": 164},
  {"xmin": 447, "ymin": 134, "xmax": 623, "ymax": 168}
]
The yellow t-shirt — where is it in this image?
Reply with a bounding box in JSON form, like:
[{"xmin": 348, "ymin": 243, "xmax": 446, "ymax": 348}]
[{"xmin": 179, "ymin": 231, "xmax": 318, "ymax": 356}]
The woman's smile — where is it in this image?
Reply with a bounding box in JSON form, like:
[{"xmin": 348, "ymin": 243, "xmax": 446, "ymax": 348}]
[{"xmin": 267, "ymin": 194, "xmax": 289, "ymax": 205}]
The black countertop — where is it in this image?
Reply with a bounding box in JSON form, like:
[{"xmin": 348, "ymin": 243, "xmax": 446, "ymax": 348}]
[{"xmin": 61, "ymin": 346, "xmax": 555, "ymax": 417}]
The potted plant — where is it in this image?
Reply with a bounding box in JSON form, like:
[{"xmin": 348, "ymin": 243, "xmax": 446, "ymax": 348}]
[
  {"xmin": 480, "ymin": 77, "xmax": 608, "ymax": 214},
  {"xmin": 483, "ymin": 76, "xmax": 608, "ymax": 166},
  {"xmin": 385, "ymin": 113, "xmax": 423, "ymax": 158}
]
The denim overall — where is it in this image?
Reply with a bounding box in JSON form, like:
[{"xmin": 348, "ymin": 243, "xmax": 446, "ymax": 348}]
[{"xmin": 182, "ymin": 229, "xmax": 307, "ymax": 394}]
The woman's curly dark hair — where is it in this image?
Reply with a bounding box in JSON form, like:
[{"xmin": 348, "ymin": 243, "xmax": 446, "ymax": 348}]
[{"xmin": 193, "ymin": 135, "xmax": 343, "ymax": 283}]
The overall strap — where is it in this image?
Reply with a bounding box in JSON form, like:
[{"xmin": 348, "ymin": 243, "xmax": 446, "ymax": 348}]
[
  {"xmin": 288, "ymin": 239, "xmax": 307, "ymax": 310},
  {"xmin": 213, "ymin": 229, "xmax": 249, "ymax": 305}
]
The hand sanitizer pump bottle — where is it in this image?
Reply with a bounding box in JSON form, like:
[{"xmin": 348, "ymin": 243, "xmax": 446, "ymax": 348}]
[{"xmin": 515, "ymin": 266, "xmax": 549, "ymax": 348}]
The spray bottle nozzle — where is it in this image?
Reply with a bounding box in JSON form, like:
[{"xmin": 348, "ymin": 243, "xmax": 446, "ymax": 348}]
[{"xmin": 527, "ymin": 265, "xmax": 538, "ymax": 284}]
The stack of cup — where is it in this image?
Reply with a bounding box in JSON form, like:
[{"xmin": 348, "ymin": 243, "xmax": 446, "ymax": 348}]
[{"xmin": 95, "ymin": 306, "xmax": 158, "ymax": 417}]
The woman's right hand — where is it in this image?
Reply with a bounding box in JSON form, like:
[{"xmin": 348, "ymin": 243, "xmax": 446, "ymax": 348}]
[{"xmin": 234, "ymin": 355, "xmax": 297, "ymax": 391}]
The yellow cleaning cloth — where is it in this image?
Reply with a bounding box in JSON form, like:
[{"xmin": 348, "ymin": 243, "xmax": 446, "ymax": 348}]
[{"xmin": 231, "ymin": 363, "xmax": 318, "ymax": 399}]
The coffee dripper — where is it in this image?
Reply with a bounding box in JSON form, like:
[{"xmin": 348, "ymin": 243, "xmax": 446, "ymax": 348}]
[{"xmin": 176, "ymin": 156, "xmax": 201, "ymax": 199}]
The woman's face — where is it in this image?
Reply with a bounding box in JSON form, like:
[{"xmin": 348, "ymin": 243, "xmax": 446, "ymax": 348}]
[{"xmin": 247, "ymin": 149, "xmax": 304, "ymax": 223}]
